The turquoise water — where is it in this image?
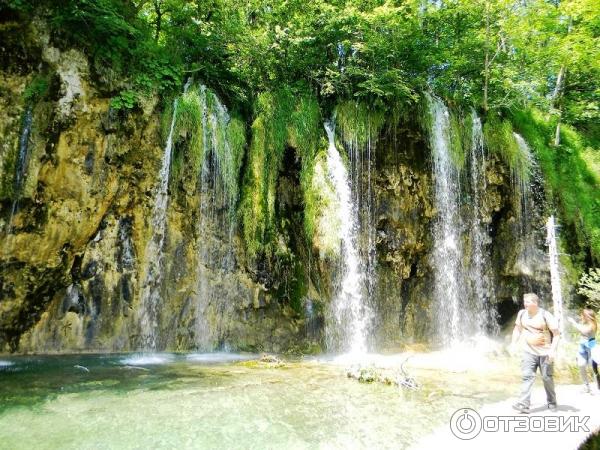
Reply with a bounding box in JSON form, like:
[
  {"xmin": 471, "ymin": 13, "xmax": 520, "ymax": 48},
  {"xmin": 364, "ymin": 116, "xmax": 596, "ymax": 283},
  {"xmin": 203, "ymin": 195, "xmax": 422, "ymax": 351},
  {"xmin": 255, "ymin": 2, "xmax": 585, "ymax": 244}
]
[{"xmin": 0, "ymin": 353, "xmax": 514, "ymax": 449}]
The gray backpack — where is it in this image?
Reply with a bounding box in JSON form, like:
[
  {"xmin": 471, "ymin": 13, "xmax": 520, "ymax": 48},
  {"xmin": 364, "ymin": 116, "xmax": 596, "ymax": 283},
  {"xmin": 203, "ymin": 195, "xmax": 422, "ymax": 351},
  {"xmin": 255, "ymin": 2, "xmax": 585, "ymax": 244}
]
[{"xmin": 517, "ymin": 308, "xmax": 555, "ymax": 342}]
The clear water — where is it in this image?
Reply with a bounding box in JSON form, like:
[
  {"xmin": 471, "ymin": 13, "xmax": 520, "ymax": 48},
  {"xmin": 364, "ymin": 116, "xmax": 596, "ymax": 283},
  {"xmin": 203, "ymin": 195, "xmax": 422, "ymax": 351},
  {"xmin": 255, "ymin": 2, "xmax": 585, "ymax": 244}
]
[
  {"xmin": 512, "ymin": 133, "xmax": 539, "ymax": 278},
  {"xmin": 195, "ymin": 85, "xmax": 239, "ymax": 350},
  {"xmin": 324, "ymin": 122, "xmax": 372, "ymax": 354},
  {"xmin": 138, "ymin": 97, "xmax": 180, "ymax": 350},
  {"xmin": 338, "ymin": 110, "xmax": 378, "ymax": 308},
  {"xmin": 0, "ymin": 353, "xmax": 515, "ymax": 449},
  {"xmin": 6, "ymin": 105, "xmax": 33, "ymax": 234},
  {"xmin": 468, "ymin": 113, "xmax": 498, "ymax": 335},
  {"xmin": 138, "ymin": 79, "xmax": 192, "ymax": 351},
  {"xmin": 512, "ymin": 133, "xmax": 535, "ymax": 231}
]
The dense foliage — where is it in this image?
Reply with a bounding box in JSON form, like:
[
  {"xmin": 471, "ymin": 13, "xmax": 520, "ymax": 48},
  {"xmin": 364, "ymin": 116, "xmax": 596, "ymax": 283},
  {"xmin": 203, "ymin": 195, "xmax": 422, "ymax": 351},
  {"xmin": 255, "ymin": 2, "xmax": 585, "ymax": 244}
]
[
  {"xmin": 4, "ymin": 0, "xmax": 597, "ymax": 118},
  {"xmin": 578, "ymin": 267, "xmax": 600, "ymax": 309}
]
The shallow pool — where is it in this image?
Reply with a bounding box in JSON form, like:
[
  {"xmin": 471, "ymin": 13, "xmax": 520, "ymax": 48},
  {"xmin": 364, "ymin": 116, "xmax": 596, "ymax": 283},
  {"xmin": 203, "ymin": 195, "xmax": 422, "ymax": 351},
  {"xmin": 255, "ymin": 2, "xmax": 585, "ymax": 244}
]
[{"xmin": 0, "ymin": 352, "xmax": 517, "ymax": 449}]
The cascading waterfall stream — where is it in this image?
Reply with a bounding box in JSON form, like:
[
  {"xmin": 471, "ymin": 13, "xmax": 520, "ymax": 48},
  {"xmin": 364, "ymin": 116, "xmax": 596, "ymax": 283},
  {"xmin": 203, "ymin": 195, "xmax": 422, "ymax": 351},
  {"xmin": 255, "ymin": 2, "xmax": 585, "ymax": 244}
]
[
  {"xmin": 195, "ymin": 85, "xmax": 239, "ymax": 349},
  {"xmin": 512, "ymin": 133, "xmax": 538, "ymax": 280},
  {"xmin": 512, "ymin": 133, "xmax": 536, "ymax": 234},
  {"xmin": 469, "ymin": 113, "xmax": 498, "ymax": 335},
  {"xmin": 138, "ymin": 79, "xmax": 191, "ymax": 350},
  {"xmin": 324, "ymin": 121, "xmax": 371, "ymax": 354},
  {"xmin": 546, "ymin": 216, "xmax": 565, "ymax": 337},
  {"xmin": 428, "ymin": 96, "xmax": 466, "ymax": 345},
  {"xmin": 6, "ymin": 106, "xmax": 33, "ymax": 234},
  {"xmin": 343, "ymin": 117, "xmax": 378, "ymax": 303}
]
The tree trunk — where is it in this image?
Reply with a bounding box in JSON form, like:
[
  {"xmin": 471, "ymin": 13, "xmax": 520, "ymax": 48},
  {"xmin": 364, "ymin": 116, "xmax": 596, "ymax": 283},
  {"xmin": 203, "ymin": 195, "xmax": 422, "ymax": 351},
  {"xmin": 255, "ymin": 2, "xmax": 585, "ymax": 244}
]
[
  {"xmin": 551, "ymin": 65, "xmax": 565, "ymax": 108},
  {"xmin": 550, "ymin": 15, "xmax": 571, "ymax": 145},
  {"xmin": 483, "ymin": 0, "xmax": 490, "ymax": 113},
  {"xmin": 154, "ymin": 0, "xmax": 163, "ymax": 42},
  {"xmin": 554, "ymin": 113, "xmax": 561, "ymax": 147},
  {"xmin": 551, "ymin": 66, "xmax": 565, "ymax": 146}
]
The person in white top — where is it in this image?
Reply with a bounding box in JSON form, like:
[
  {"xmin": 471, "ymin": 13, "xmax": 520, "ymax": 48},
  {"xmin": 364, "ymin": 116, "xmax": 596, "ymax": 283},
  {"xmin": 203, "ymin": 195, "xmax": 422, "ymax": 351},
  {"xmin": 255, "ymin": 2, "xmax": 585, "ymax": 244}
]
[
  {"xmin": 509, "ymin": 292, "xmax": 560, "ymax": 414},
  {"xmin": 567, "ymin": 308, "xmax": 598, "ymax": 393}
]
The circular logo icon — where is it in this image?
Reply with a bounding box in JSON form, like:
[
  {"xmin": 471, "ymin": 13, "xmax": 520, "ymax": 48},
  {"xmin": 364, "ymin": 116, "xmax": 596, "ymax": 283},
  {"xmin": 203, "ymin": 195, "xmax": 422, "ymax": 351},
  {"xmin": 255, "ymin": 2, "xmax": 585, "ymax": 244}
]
[{"xmin": 449, "ymin": 408, "xmax": 482, "ymax": 440}]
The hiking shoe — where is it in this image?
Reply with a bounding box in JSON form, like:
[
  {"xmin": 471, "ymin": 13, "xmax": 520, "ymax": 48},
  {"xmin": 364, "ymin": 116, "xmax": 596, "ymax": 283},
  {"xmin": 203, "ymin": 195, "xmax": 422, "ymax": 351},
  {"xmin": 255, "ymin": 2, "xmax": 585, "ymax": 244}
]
[
  {"xmin": 581, "ymin": 384, "xmax": 591, "ymax": 394},
  {"xmin": 548, "ymin": 404, "xmax": 558, "ymax": 412},
  {"xmin": 512, "ymin": 403, "xmax": 530, "ymax": 414}
]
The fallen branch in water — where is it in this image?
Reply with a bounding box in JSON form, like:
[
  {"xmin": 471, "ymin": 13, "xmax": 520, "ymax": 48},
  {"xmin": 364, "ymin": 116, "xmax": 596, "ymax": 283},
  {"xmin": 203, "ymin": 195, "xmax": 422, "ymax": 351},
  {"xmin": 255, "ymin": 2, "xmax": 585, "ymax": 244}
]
[{"xmin": 346, "ymin": 356, "xmax": 420, "ymax": 390}]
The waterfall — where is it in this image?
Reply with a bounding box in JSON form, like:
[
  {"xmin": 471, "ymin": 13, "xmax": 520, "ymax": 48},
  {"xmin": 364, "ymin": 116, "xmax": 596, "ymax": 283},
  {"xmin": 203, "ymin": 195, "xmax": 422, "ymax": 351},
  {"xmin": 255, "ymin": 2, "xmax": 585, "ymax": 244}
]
[
  {"xmin": 138, "ymin": 80, "xmax": 191, "ymax": 350},
  {"xmin": 428, "ymin": 96, "xmax": 468, "ymax": 344},
  {"xmin": 345, "ymin": 120, "xmax": 378, "ymax": 304},
  {"xmin": 194, "ymin": 85, "xmax": 239, "ymax": 349},
  {"xmin": 468, "ymin": 113, "xmax": 498, "ymax": 335},
  {"xmin": 512, "ymin": 133, "xmax": 538, "ymax": 280},
  {"xmin": 6, "ymin": 106, "xmax": 33, "ymax": 233},
  {"xmin": 335, "ymin": 113, "xmax": 378, "ymax": 318},
  {"xmin": 304, "ymin": 298, "xmax": 318, "ymax": 341},
  {"xmin": 546, "ymin": 216, "xmax": 565, "ymax": 336},
  {"xmin": 512, "ymin": 133, "xmax": 536, "ymax": 234},
  {"xmin": 117, "ymin": 217, "xmax": 135, "ymax": 271},
  {"xmin": 324, "ymin": 121, "xmax": 371, "ymax": 354}
]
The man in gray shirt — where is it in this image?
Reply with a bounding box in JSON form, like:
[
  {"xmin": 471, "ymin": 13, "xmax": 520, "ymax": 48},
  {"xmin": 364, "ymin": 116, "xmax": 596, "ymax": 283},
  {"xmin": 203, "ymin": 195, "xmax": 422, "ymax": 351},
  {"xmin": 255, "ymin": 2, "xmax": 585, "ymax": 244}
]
[{"xmin": 510, "ymin": 292, "xmax": 560, "ymax": 414}]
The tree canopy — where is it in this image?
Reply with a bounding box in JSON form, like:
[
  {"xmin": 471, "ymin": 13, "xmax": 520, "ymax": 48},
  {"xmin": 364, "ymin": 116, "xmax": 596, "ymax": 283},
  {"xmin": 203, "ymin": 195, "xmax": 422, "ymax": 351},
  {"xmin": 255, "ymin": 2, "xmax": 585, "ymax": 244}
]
[{"xmin": 3, "ymin": 0, "xmax": 598, "ymax": 126}]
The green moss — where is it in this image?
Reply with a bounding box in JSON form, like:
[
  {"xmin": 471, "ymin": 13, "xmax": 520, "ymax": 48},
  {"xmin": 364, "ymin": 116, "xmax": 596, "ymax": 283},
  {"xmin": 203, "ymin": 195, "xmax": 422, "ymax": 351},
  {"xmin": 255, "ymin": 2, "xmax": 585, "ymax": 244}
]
[
  {"xmin": 447, "ymin": 109, "xmax": 470, "ymax": 170},
  {"xmin": 335, "ymin": 100, "xmax": 385, "ymax": 150},
  {"xmin": 240, "ymin": 88, "xmax": 321, "ymax": 258},
  {"xmin": 301, "ymin": 149, "xmax": 341, "ymax": 257},
  {"xmin": 167, "ymin": 84, "xmax": 246, "ymax": 208},
  {"xmin": 224, "ymin": 116, "xmax": 247, "ymax": 205},
  {"xmin": 289, "ymin": 96, "xmax": 321, "ymax": 162},
  {"xmin": 169, "ymin": 143, "xmax": 183, "ymax": 186},
  {"xmin": 174, "ymin": 88, "xmax": 205, "ymax": 176},
  {"xmin": 160, "ymin": 100, "xmax": 174, "ymax": 147},
  {"xmin": 291, "ymin": 95, "xmax": 322, "ymax": 247},
  {"xmin": 23, "ymin": 75, "xmax": 49, "ymax": 104},
  {"xmin": 510, "ymin": 109, "xmax": 600, "ymax": 264},
  {"xmin": 289, "ymin": 260, "xmax": 308, "ymax": 314},
  {"xmin": 240, "ymin": 115, "xmax": 269, "ymax": 257},
  {"xmin": 483, "ymin": 115, "xmax": 531, "ymax": 184},
  {"xmin": 0, "ymin": 145, "xmax": 17, "ymax": 200},
  {"xmin": 300, "ymin": 154, "xmax": 319, "ymax": 245}
]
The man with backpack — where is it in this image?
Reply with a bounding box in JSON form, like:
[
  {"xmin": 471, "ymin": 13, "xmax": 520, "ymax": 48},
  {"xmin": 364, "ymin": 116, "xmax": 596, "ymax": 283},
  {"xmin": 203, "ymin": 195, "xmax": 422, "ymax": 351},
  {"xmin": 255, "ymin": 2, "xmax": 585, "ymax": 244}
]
[{"xmin": 509, "ymin": 292, "xmax": 561, "ymax": 414}]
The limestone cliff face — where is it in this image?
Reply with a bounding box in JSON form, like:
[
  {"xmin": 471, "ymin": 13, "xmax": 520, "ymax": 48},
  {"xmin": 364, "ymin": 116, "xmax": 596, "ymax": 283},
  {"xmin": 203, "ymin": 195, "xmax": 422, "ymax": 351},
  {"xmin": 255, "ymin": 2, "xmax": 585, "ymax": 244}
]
[
  {"xmin": 0, "ymin": 22, "xmax": 554, "ymax": 354},
  {"xmin": 0, "ymin": 21, "xmax": 304, "ymax": 353}
]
